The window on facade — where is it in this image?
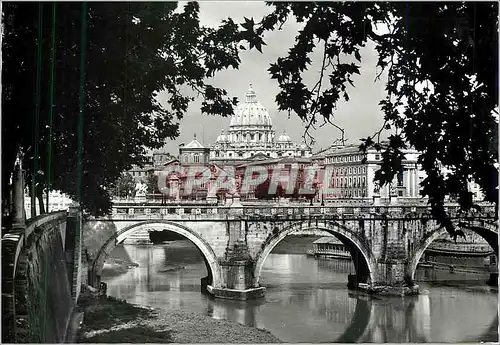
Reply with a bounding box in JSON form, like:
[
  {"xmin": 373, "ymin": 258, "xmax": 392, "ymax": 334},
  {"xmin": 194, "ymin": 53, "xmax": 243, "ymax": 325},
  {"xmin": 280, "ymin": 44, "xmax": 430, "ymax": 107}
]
[
  {"xmin": 194, "ymin": 155, "xmax": 200, "ymax": 163},
  {"xmin": 267, "ymin": 153, "xmax": 270, "ymax": 156},
  {"xmin": 229, "ymin": 153, "xmax": 233, "ymax": 157},
  {"xmin": 238, "ymin": 152, "xmax": 243, "ymax": 157},
  {"xmin": 375, "ymin": 154, "xmax": 380, "ymax": 160},
  {"xmin": 251, "ymin": 134, "xmax": 255, "ymax": 140}
]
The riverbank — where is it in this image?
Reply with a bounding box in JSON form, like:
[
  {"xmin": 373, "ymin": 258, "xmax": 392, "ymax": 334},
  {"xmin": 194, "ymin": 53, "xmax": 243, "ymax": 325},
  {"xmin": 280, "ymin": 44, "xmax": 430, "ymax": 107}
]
[{"xmin": 76, "ymin": 286, "xmax": 281, "ymax": 343}]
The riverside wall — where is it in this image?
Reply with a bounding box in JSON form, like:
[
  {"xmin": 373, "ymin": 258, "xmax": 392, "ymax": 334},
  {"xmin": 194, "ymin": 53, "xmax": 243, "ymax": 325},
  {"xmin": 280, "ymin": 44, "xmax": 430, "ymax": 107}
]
[{"xmin": 2, "ymin": 211, "xmax": 78, "ymax": 343}]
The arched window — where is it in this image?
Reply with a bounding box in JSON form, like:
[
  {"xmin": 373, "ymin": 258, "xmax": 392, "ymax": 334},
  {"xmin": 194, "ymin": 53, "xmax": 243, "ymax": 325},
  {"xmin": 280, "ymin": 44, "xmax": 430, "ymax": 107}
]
[{"xmin": 194, "ymin": 154, "xmax": 200, "ymax": 163}]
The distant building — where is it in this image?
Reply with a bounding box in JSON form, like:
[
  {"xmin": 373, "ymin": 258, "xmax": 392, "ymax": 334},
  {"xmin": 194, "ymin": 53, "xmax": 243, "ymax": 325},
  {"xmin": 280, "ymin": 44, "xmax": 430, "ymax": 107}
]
[
  {"xmin": 152, "ymin": 149, "xmax": 176, "ymax": 167},
  {"xmin": 234, "ymin": 156, "xmax": 315, "ymax": 200},
  {"xmin": 24, "ymin": 190, "xmax": 74, "ymax": 218},
  {"xmin": 129, "ymin": 165, "xmax": 154, "ymax": 183},
  {"xmin": 179, "ymin": 135, "xmax": 211, "ymax": 165},
  {"xmin": 209, "ymin": 84, "xmax": 312, "ymax": 164},
  {"xmin": 312, "ymin": 144, "xmax": 421, "ymax": 200}
]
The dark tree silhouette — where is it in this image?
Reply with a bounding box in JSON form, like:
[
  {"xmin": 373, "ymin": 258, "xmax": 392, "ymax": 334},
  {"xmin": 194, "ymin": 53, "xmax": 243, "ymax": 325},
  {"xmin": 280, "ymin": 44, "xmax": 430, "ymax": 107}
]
[
  {"xmin": 2, "ymin": 2, "xmax": 241, "ymax": 217},
  {"xmin": 237, "ymin": 2, "xmax": 498, "ymax": 237}
]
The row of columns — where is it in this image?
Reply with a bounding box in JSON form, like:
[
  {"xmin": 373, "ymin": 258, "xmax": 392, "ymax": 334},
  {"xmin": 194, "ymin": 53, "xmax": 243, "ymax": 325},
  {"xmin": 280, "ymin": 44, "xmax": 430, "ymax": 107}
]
[{"xmin": 405, "ymin": 167, "xmax": 420, "ymax": 198}]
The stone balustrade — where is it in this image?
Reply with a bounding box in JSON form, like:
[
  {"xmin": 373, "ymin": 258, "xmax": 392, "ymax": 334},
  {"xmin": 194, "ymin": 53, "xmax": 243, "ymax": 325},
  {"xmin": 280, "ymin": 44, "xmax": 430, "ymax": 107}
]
[{"xmin": 108, "ymin": 203, "xmax": 496, "ymax": 221}]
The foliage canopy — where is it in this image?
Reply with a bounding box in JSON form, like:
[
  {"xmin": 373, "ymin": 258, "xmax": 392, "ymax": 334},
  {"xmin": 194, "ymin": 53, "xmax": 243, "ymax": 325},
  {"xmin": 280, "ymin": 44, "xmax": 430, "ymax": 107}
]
[
  {"xmin": 236, "ymin": 2, "xmax": 498, "ymax": 237},
  {"xmin": 3, "ymin": 2, "xmax": 498, "ymax": 236},
  {"xmin": 2, "ymin": 2, "xmax": 240, "ymax": 215}
]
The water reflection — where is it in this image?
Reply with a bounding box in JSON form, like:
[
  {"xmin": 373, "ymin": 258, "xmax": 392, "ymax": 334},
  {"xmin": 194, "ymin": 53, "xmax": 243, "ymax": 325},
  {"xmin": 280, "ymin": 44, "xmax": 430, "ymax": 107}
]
[{"xmin": 102, "ymin": 242, "xmax": 498, "ymax": 343}]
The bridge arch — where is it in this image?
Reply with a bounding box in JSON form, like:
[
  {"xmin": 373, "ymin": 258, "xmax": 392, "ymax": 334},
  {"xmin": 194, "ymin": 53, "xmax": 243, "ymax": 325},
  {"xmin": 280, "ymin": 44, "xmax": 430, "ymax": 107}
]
[
  {"xmin": 90, "ymin": 221, "xmax": 223, "ymax": 288},
  {"xmin": 408, "ymin": 219, "xmax": 498, "ymax": 281},
  {"xmin": 253, "ymin": 220, "xmax": 377, "ymax": 287}
]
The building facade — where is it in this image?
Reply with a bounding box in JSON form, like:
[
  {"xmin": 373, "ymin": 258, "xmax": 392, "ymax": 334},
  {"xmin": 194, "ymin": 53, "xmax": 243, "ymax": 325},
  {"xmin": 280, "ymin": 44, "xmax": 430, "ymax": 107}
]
[
  {"xmin": 209, "ymin": 84, "xmax": 312, "ymax": 163},
  {"xmin": 24, "ymin": 190, "xmax": 74, "ymax": 218},
  {"xmin": 313, "ymin": 144, "xmax": 421, "ymax": 201}
]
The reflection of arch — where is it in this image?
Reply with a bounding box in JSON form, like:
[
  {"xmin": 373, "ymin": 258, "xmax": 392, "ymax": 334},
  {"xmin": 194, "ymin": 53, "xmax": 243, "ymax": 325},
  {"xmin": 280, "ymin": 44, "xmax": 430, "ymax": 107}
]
[
  {"xmin": 90, "ymin": 221, "xmax": 222, "ymax": 288},
  {"xmin": 409, "ymin": 220, "xmax": 498, "ymax": 281},
  {"xmin": 336, "ymin": 295, "xmax": 372, "ymax": 343},
  {"xmin": 253, "ymin": 221, "xmax": 376, "ymax": 287}
]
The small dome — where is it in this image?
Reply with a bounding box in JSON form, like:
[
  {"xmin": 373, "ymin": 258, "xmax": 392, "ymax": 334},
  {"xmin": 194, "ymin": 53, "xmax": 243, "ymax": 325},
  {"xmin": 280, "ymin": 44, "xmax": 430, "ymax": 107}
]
[
  {"xmin": 229, "ymin": 84, "xmax": 273, "ymax": 127},
  {"xmin": 277, "ymin": 131, "xmax": 291, "ymax": 142},
  {"xmin": 216, "ymin": 129, "xmax": 227, "ymax": 143}
]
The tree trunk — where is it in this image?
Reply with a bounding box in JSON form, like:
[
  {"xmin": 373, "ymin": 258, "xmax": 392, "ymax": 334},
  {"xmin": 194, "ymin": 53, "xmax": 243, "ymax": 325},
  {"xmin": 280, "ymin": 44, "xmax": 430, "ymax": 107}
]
[
  {"xmin": 36, "ymin": 188, "xmax": 45, "ymax": 214},
  {"xmin": 27, "ymin": 181, "xmax": 37, "ymax": 218}
]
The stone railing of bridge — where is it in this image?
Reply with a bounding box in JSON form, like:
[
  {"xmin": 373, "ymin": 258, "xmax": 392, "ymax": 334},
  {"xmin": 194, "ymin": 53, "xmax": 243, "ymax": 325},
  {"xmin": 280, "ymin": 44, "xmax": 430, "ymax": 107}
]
[
  {"xmin": 111, "ymin": 196, "xmax": 430, "ymax": 207},
  {"xmin": 104, "ymin": 203, "xmax": 497, "ymax": 221}
]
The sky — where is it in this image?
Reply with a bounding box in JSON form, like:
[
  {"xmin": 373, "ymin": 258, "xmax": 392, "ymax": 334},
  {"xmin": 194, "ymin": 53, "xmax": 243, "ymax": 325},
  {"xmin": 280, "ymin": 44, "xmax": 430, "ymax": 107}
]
[{"xmin": 157, "ymin": 1, "xmax": 388, "ymax": 155}]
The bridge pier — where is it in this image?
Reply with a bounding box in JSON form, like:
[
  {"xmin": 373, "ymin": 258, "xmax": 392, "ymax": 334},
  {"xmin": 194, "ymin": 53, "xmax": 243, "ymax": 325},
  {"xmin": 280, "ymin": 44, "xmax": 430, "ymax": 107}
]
[
  {"xmin": 207, "ymin": 234, "xmax": 265, "ymax": 300},
  {"xmin": 207, "ymin": 260, "xmax": 265, "ymax": 300},
  {"xmin": 360, "ymin": 260, "xmax": 419, "ymax": 296}
]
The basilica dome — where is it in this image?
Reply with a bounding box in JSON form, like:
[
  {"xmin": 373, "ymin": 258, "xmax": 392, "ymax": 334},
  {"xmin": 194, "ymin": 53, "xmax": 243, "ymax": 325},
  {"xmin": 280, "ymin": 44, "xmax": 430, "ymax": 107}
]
[{"xmin": 229, "ymin": 84, "xmax": 273, "ymax": 127}]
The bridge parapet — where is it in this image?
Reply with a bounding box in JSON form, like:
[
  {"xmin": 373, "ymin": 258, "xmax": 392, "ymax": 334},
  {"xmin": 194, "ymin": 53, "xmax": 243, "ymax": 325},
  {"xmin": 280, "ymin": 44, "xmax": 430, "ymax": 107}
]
[
  {"xmin": 107, "ymin": 203, "xmax": 497, "ymax": 221},
  {"xmin": 2, "ymin": 210, "xmax": 74, "ymax": 343}
]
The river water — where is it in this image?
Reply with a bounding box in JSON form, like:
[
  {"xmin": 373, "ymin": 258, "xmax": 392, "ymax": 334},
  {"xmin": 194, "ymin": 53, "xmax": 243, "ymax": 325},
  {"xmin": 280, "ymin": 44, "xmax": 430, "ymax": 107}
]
[{"xmin": 102, "ymin": 241, "xmax": 498, "ymax": 343}]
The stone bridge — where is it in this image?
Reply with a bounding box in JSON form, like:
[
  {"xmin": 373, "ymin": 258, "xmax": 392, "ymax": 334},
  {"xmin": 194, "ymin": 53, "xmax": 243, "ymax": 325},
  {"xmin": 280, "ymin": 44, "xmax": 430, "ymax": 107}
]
[{"xmin": 84, "ymin": 202, "xmax": 498, "ymax": 300}]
